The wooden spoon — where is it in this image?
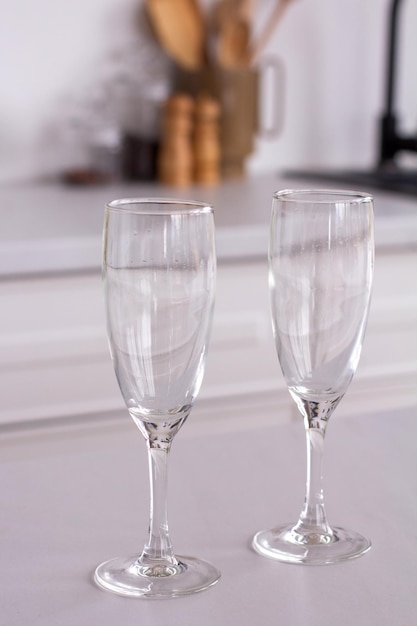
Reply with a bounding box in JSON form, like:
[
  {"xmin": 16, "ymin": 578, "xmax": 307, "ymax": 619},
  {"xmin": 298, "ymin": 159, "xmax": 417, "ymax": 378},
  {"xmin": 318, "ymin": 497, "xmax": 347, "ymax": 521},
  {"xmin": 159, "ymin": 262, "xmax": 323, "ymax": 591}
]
[
  {"xmin": 214, "ymin": 0, "xmax": 253, "ymax": 68},
  {"xmin": 145, "ymin": 0, "xmax": 206, "ymax": 70},
  {"xmin": 248, "ymin": 0, "xmax": 294, "ymax": 65}
]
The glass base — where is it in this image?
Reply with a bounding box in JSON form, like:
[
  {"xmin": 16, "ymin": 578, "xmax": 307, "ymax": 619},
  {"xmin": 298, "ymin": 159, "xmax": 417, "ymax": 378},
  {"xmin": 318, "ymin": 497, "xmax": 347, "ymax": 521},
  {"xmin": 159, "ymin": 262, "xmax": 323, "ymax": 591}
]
[
  {"xmin": 252, "ymin": 524, "xmax": 371, "ymax": 565},
  {"xmin": 94, "ymin": 554, "xmax": 220, "ymax": 598}
]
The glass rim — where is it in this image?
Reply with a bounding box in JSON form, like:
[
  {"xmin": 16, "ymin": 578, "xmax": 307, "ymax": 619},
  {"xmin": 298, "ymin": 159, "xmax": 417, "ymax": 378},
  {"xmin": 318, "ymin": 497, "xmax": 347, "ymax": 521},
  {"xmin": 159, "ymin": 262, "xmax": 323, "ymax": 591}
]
[
  {"xmin": 105, "ymin": 197, "xmax": 213, "ymax": 216},
  {"xmin": 273, "ymin": 189, "xmax": 373, "ymax": 204}
]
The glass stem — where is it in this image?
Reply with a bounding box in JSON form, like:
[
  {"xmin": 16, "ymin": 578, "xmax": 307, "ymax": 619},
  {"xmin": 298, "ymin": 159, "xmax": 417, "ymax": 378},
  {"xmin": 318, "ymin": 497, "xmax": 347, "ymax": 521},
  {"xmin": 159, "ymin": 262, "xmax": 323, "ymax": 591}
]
[
  {"xmin": 140, "ymin": 442, "xmax": 177, "ymax": 566},
  {"xmin": 300, "ymin": 425, "xmax": 329, "ymax": 533},
  {"xmin": 290, "ymin": 396, "xmax": 341, "ymax": 538},
  {"xmin": 296, "ymin": 419, "xmax": 333, "ymax": 538}
]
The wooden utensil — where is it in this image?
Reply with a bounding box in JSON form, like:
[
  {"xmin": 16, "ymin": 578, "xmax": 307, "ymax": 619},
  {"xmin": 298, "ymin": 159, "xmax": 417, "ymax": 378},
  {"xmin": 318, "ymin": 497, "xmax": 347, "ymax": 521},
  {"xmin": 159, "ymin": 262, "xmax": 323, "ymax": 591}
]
[
  {"xmin": 248, "ymin": 0, "xmax": 294, "ymax": 65},
  {"xmin": 145, "ymin": 0, "xmax": 206, "ymax": 70},
  {"xmin": 213, "ymin": 0, "xmax": 253, "ymax": 68}
]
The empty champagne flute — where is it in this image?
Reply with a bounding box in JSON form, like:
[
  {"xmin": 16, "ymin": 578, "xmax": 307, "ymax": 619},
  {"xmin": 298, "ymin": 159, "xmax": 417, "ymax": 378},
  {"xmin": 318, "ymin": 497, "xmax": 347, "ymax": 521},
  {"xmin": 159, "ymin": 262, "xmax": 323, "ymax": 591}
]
[
  {"xmin": 252, "ymin": 189, "xmax": 374, "ymax": 564},
  {"xmin": 94, "ymin": 198, "xmax": 220, "ymax": 597}
]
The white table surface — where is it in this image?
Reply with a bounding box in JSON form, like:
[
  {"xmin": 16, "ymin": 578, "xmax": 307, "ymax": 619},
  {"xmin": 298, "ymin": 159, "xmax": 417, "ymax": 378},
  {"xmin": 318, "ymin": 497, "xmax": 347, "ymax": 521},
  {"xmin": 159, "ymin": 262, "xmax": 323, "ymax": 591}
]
[
  {"xmin": 1, "ymin": 404, "xmax": 416, "ymax": 625},
  {"xmin": 1, "ymin": 172, "xmax": 416, "ymax": 276}
]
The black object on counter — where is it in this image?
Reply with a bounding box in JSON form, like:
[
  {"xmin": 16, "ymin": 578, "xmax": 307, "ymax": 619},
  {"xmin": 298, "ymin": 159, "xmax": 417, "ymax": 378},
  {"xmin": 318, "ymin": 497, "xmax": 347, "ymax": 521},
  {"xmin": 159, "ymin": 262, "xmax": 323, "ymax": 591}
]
[
  {"xmin": 286, "ymin": 0, "xmax": 417, "ymax": 198},
  {"xmin": 285, "ymin": 167, "xmax": 417, "ymax": 197},
  {"xmin": 379, "ymin": 0, "xmax": 417, "ymax": 166},
  {"xmin": 121, "ymin": 135, "xmax": 159, "ymax": 181}
]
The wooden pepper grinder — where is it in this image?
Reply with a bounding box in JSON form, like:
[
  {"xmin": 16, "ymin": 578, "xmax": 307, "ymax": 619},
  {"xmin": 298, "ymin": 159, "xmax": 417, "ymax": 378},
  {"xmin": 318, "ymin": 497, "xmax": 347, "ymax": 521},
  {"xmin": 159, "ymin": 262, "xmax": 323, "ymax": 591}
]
[
  {"xmin": 193, "ymin": 95, "xmax": 221, "ymax": 185},
  {"xmin": 158, "ymin": 93, "xmax": 195, "ymax": 187}
]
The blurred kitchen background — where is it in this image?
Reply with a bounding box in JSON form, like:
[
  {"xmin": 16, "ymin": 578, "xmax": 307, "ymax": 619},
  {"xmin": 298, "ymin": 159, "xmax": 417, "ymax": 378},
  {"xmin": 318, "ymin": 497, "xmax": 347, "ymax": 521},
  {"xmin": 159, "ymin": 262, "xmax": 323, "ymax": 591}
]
[
  {"xmin": 1, "ymin": 0, "xmax": 416, "ymax": 431},
  {"xmin": 1, "ymin": 0, "xmax": 417, "ymax": 186}
]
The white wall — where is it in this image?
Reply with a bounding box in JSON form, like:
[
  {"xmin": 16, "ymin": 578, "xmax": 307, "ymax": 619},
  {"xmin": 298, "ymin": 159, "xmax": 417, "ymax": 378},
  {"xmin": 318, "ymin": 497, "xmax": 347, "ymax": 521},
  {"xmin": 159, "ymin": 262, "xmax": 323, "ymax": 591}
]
[{"xmin": 1, "ymin": 0, "xmax": 416, "ymax": 182}]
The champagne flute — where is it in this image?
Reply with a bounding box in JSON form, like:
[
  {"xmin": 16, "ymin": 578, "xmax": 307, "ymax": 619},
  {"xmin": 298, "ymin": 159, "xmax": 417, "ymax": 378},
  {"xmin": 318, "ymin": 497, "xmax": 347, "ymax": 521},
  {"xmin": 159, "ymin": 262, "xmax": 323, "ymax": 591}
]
[
  {"xmin": 252, "ymin": 189, "xmax": 374, "ymax": 564},
  {"xmin": 94, "ymin": 198, "xmax": 220, "ymax": 597}
]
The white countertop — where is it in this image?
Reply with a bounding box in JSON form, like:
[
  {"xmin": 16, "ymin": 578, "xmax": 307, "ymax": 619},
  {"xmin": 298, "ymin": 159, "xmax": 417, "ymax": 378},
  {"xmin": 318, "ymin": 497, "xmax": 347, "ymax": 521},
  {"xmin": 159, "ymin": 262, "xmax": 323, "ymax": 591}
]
[
  {"xmin": 1, "ymin": 404, "xmax": 416, "ymax": 625},
  {"xmin": 1, "ymin": 172, "xmax": 415, "ymax": 625},
  {"xmin": 0, "ymin": 171, "xmax": 416, "ymax": 276}
]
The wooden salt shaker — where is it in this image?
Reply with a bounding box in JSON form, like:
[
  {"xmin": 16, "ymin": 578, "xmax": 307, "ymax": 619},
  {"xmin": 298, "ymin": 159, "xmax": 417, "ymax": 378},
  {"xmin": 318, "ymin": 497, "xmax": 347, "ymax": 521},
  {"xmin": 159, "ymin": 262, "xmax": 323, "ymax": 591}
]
[
  {"xmin": 158, "ymin": 93, "xmax": 194, "ymax": 187},
  {"xmin": 193, "ymin": 95, "xmax": 221, "ymax": 185}
]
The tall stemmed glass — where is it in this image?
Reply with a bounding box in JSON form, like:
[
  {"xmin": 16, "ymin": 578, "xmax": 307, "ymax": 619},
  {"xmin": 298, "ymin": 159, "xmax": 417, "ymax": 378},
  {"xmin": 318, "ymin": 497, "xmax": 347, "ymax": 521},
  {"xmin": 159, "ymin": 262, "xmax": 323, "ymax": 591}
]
[
  {"xmin": 252, "ymin": 189, "xmax": 374, "ymax": 565},
  {"xmin": 94, "ymin": 198, "xmax": 220, "ymax": 597}
]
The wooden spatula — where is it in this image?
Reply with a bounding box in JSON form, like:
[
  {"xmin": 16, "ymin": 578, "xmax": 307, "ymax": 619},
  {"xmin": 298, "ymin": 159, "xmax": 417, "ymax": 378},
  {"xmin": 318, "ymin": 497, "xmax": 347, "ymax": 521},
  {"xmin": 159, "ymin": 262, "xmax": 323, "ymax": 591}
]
[
  {"xmin": 248, "ymin": 0, "xmax": 294, "ymax": 65},
  {"xmin": 146, "ymin": 0, "xmax": 206, "ymax": 69},
  {"xmin": 214, "ymin": 0, "xmax": 253, "ymax": 68}
]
